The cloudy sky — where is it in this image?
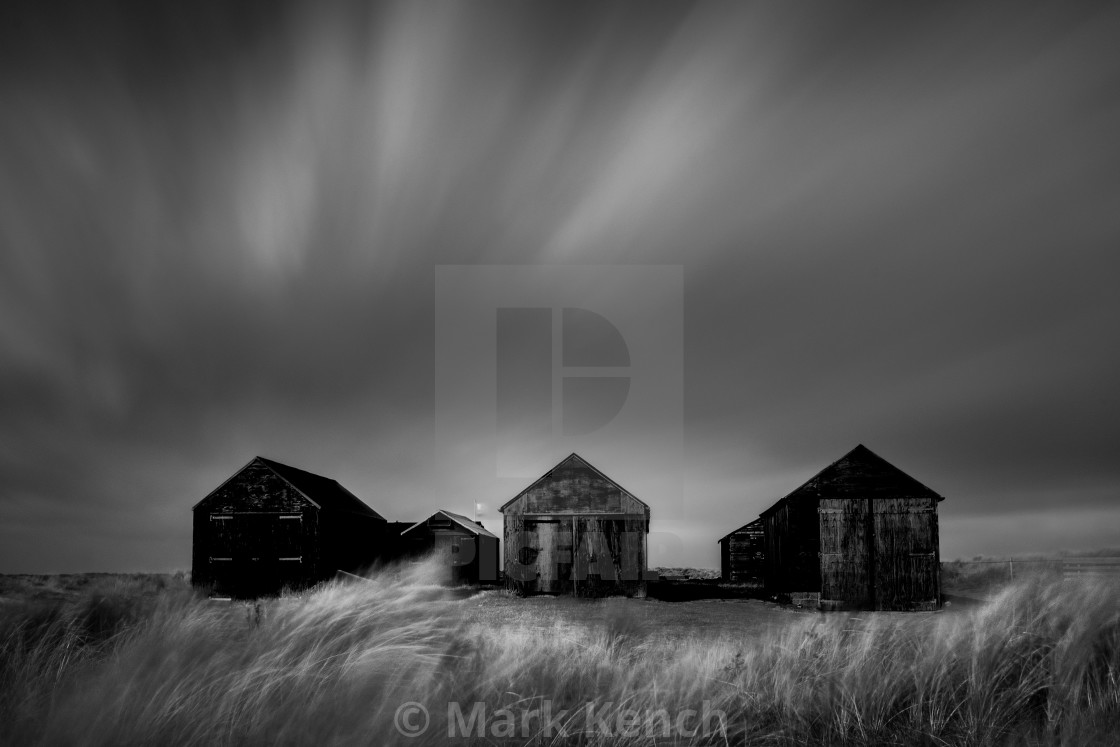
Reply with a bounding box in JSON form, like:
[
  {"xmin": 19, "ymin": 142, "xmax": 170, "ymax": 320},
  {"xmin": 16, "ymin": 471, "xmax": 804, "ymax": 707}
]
[{"xmin": 2, "ymin": 0, "xmax": 1119, "ymax": 573}]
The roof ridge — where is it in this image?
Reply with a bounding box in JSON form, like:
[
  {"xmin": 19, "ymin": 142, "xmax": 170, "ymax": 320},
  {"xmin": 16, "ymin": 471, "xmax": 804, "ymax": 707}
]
[
  {"xmin": 401, "ymin": 509, "xmax": 499, "ymax": 539},
  {"xmin": 196, "ymin": 456, "xmax": 385, "ymax": 520},
  {"xmin": 758, "ymin": 445, "xmax": 943, "ymax": 517},
  {"xmin": 498, "ymin": 452, "xmax": 649, "ymax": 514}
]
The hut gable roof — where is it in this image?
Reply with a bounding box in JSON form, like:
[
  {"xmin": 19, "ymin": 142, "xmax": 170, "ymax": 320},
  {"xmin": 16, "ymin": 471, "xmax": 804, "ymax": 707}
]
[
  {"xmin": 499, "ymin": 453, "xmax": 650, "ymax": 517},
  {"xmin": 193, "ymin": 457, "xmax": 385, "ymax": 519},
  {"xmin": 717, "ymin": 517, "xmax": 764, "ymax": 545},
  {"xmin": 760, "ymin": 444, "xmax": 944, "ymax": 518},
  {"xmin": 401, "ymin": 510, "xmax": 499, "ymax": 539}
]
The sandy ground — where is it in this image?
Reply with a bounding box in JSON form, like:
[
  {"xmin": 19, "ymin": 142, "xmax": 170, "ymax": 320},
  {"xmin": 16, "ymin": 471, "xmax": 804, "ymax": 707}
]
[{"xmin": 460, "ymin": 591, "xmax": 848, "ymax": 644}]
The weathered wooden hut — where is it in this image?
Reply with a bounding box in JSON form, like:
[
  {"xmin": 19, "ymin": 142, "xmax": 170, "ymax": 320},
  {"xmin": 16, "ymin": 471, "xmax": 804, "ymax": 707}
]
[
  {"xmin": 761, "ymin": 444, "xmax": 943, "ymax": 611},
  {"xmin": 500, "ymin": 453, "xmax": 652, "ymax": 597},
  {"xmin": 717, "ymin": 518, "xmax": 766, "ymax": 582},
  {"xmin": 191, "ymin": 457, "xmax": 386, "ymax": 597},
  {"xmin": 399, "ymin": 510, "xmax": 499, "ymax": 584}
]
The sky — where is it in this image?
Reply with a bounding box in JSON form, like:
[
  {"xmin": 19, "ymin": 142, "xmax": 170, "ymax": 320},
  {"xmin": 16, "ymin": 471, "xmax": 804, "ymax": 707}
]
[{"xmin": 1, "ymin": 0, "xmax": 1119, "ymax": 573}]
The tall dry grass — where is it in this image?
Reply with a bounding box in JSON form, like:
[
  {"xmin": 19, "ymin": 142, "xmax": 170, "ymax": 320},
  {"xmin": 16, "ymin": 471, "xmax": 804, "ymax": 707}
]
[{"xmin": 1, "ymin": 563, "xmax": 1117, "ymax": 745}]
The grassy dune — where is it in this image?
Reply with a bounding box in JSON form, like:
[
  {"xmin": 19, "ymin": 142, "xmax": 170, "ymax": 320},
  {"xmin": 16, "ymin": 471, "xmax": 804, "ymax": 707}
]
[{"xmin": 1, "ymin": 564, "xmax": 1118, "ymax": 745}]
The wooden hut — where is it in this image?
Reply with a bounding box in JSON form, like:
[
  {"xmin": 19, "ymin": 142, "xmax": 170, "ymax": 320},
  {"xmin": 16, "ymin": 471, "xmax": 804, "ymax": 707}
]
[
  {"xmin": 399, "ymin": 510, "xmax": 499, "ymax": 584},
  {"xmin": 191, "ymin": 457, "xmax": 386, "ymax": 597},
  {"xmin": 500, "ymin": 453, "xmax": 652, "ymax": 597},
  {"xmin": 717, "ymin": 518, "xmax": 766, "ymax": 582},
  {"xmin": 761, "ymin": 444, "xmax": 943, "ymax": 611}
]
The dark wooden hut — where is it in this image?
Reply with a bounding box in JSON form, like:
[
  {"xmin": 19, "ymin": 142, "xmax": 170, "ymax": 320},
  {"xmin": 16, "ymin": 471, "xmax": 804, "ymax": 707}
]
[
  {"xmin": 717, "ymin": 518, "xmax": 766, "ymax": 582},
  {"xmin": 500, "ymin": 453, "xmax": 652, "ymax": 597},
  {"xmin": 191, "ymin": 457, "xmax": 386, "ymax": 597},
  {"xmin": 398, "ymin": 510, "xmax": 499, "ymax": 584},
  {"xmin": 761, "ymin": 444, "xmax": 943, "ymax": 611},
  {"xmin": 383, "ymin": 520, "xmax": 418, "ymax": 562}
]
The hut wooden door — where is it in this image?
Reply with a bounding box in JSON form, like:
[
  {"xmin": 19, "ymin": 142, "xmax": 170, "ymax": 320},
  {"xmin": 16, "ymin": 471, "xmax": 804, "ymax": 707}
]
[
  {"xmin": 873, "ymin": 498, "xmax": 939, "ymax": 610},
  {"xmin": 448, "ymin": 535, "xmax": 476, "ymax": 584},
  {"xmin": 818, "ymin": 500, "xmax": 872, "ymax": 610},
  {"xmin": 571, "ymin": 517, "xmax": 645, "ymax": 596},
  {"xmin": 508, "ymin": 519, "xmax": 573, "ymax": 594},
  {"xmin": 533, "ymin": 520, "xmax": 575, "ymax": 593},
  {"xmin": 433, "ymin": 533, "xmax": 455, "ymax": 582},
  {"xmin": 227, "ymin": 514, "xmax": 286, "ymax": 597}
]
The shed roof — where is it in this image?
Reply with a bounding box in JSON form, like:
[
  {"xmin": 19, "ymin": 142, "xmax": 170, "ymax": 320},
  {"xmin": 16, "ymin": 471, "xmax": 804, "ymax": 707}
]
[
  {"xmin": 498, "ymin": 452, "xmax": 650, "ymax": 515},
  {"xmin": 193, "ymin": 456, "xmax": 385, "ymax": 519},
  {"xmin": 401, "ymin": 510, "xmax": 499, "ymax": 539},
  {"xmin": 759, "ymin": 444, "xmax": 944, "ymax": 519},
  {"xmin": 716, "ymin": 517, "xmax": 764, "ymax": 545}
]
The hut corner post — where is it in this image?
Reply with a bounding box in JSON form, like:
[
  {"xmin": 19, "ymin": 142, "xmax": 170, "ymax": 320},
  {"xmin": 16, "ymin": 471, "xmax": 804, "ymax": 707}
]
[
  {"xmin": 572, "ymin": 515, "xmax": 577, "ymax": 596},
  {"xmin": 866, "ymin": 495, "xmax": 875, "ymax": 610}
]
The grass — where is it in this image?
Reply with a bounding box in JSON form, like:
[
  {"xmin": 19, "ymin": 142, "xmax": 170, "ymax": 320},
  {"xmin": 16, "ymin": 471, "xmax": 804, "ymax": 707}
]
[
  {"xmin": 941, "ymin": 560, "xmax": 1064, "ymax": 600},
  {"xmin": 1, "ymin": 563, "xmax": 1118, "ymax": 745}
]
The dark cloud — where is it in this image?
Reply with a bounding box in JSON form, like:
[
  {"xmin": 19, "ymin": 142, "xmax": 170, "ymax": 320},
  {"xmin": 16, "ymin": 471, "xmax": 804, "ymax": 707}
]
[{"xmin": 1, "ymin": 1, "xmax": 1118, "ymax": 571}]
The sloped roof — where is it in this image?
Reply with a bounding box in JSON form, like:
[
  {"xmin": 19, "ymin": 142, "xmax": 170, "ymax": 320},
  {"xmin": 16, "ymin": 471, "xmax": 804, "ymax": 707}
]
[
  {"xmin": 759, "ymin": 444, "xmax": 944, "ymax": 518},
  {"xmin": 401, "ymin": 509, "xmax": 499, "ymax": 539},
  {"xmin": 256, "ymin": 458, "xmax": 385, "ymax": 519},
  {"xmin": 192, "ymin": 456, "xmax": 384, "ymax": 519},
  {"xmin": 716, "ymin": 517, "xmax": 764, "ymax": 545},
  {"xmin": 499, "ymin": 452, "xmax": 649, "ymax": 515}
]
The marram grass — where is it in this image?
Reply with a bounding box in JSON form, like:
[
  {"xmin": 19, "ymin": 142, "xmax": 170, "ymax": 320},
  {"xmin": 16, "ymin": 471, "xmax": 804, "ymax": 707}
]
[{"xmin": 1, "ymin": 564, "xmax": 1117, "ymax": 746}]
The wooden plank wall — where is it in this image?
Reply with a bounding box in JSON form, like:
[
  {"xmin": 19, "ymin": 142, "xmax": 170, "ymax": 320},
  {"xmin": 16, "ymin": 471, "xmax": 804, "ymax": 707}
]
[
  {"xmin": 503, "ymin": 458, "xmax": 648, "ymax": 596},
  {"xmin": 192, "ymin": 509, "xmax": 319, "ymax": 596},
  {"xmin": 872, "ymin": 496, "xmax": 939, "ymax": 611},
  {"xmin": 817, "ymin": 495, "xmax": 940, "ymax": 611},
  {"xmin": 192, "ymin": 463, "xmax": 320, "ymax": 596},
  {"xmin": 763, "ymin": 499, "xmax": 820, "ymax": 595},
  {"xmin": 762, "ymin": 504, "xmax": 789, "ymax": 594},
  {"xmin": 819, "ymin": 498, "xmax": 871, "ymax": 610},
  {"xmin": 504, "ymin": 515, "xmax": 646, "ymax": 596},
  {"xmin": 811, "ymin": 451, "xmax": 942, "ymax": 611},
  {"xmin": 476, "ymin": 535, "xmax": 499, "ymax": 584},
  {"xmin": 723, "ymin": 522, "xmax": 765, "ymax": 582},
  {"xmin": 573, "ymin": 516, "xmax": 646, "ymax": 596}
]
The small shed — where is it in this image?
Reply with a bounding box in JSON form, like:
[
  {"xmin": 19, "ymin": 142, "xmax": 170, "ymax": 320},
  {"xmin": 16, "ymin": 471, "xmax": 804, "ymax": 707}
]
[
  {"xmin": 191, "ymin": 457, "xmax": 386, "ymax": 597},
  {"xmin": 717, "ymin": 518, "xmax": 766, "ymax": 582},
  {"xmin": 500, "ymin": 453, "xmax": 652, "ymax": 597},
  {"xmin": 399, "ymin": 510, "xmax": 499, "ymax": 584},
  {"xmin": 761, "ymin": 444, "xmax": 943, "ymax": 611}
]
